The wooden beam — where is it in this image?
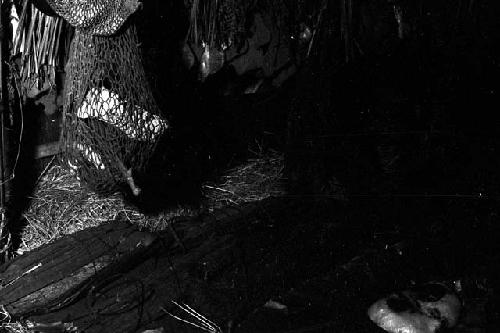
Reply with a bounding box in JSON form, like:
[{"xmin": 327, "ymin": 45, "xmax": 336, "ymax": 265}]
[{"xmin": 0, "ymin": 220, "xmax": 159, "ymax": 316}]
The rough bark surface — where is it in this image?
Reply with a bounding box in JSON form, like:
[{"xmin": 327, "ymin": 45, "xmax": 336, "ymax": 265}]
[
  {"xmin": 0, "ymin": 220, "xmax": 159, "ymax": 316},
  {"xmin": 0, "ymin": 201, "xmax": 275, "ymax": 332}
]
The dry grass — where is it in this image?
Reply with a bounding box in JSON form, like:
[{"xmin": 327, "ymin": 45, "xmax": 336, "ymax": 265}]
[
  {"xmin": 18, "ymin": 149, "xmax": 285, "ymax": 254},
  {"xmin": 0, "ymin": 306, "xmax": 30, "ymax": 333},
  {"xmin": 202, "ymin": 149, "xmax": 285, "ymax": 209},
  {"xmin": 19, "ymin": 164, "xmax": 194, "ymax": 254},
  {"xmin": 0, "ymin": 322, "xmax": 31, "ymax": 333}
]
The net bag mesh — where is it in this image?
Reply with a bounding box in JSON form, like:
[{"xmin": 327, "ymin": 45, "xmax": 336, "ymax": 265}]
[{"xmin": 45, "ymin": 0, "xmax": 168, "ymax": 194}]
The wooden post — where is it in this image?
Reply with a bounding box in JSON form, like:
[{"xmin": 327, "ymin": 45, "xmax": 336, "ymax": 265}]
[{"xmin": 0, "ymin": 0, "xmax": 11, "ymax": 262}]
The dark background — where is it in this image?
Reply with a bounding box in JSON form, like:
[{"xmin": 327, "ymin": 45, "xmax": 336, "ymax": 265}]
[{"xmin": 3, "ymin": 0, "xmax": 500, "ymax": 331}]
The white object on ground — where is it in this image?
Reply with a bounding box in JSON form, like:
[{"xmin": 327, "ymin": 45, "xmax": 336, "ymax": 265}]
[
  {"xmin": 368, "ymin": 284, "xmax": 461, "ymax": 333},
  {"xmin": 263, "ymin": 299, "xmax": 288, "ymax": 312},
  {"xmin": 368, "ymin": 297, "xmax": 440, "ymax": 333}
]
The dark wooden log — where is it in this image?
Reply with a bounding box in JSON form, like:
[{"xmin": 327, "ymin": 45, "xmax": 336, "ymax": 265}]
[
  {"xmin": 0, "ymin": 219, "xmax": 159, "ymax": 316},
  {"xmin": 18, "ymin": 200, "xmax": 278, "ymax": 333},
  {"xmin": 3, "ymin": 198, "xmax": 364, "ymax": 333}
]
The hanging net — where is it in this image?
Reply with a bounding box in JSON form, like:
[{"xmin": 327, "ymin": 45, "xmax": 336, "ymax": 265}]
[
  {"xmin": 44, "ymin": 0, "xmax": 168, "ymax": 195},
  {"xmin": 44, "ymin": 0, "xmax": 142, "ymax": 36}
]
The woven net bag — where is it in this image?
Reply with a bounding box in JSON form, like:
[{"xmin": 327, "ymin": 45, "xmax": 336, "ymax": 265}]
[{"xmin": 45, "ymin": 0, "xmax": 168, "ymax": 195}]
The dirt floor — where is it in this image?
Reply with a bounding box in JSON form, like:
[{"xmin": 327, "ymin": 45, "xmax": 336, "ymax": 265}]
[{"xmin": 3, "ymin": 194, "xmax": 496, "ymax": 332}]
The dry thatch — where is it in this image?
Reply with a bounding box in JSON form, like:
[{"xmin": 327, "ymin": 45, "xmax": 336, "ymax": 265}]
[
  {"xmin": 19, "ymin": 150, "xmax": 285, "ymax": 254},
  {"xmin": 0, "ymin": 322, "xmax": 30, "ymax": 333},
  {"xmin": 0, "ymin": 306, "xmax": 30, "ymax": 333},
  {"xmin": 12, "ymin": 0, "xmax": 70, "ymax": 99},
  {"xmin": 19, "ymin": 164, "xmax": 194, "ymax": 254},
  {"xmin": 202, "ymin": 149, "xmax": 285, "ymax": 209}
]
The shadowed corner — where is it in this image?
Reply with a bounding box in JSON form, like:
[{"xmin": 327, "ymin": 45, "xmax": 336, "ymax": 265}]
[{"xmin": 4, "ymin": 100, "xmax": 45, "ymax": 255}]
